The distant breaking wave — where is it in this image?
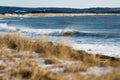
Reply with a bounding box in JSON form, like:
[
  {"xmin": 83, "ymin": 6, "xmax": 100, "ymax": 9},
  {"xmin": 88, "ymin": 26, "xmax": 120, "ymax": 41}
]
[
  {"xmin": 63, "ymin": 30, "xmax": 119, "ymax": 38},
  {"xmin": 0, "ymin": 23, "xmax": 119, "ymax": 38},
  {"xmin": 0, "ymin": 23, "xmax": 63, "ymax": 36}
]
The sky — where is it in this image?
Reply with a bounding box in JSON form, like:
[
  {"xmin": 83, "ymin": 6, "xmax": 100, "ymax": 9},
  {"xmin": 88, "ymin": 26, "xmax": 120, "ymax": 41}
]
[{"xmin": 0, "ymin": 0, "xmax": 120, "ymax": 8}]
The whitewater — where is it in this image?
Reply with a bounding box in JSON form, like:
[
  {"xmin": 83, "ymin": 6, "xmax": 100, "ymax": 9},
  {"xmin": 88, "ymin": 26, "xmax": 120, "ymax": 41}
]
[{"xmin": 0, "ymin": 16, "xmax": 120, "ymax": 58}]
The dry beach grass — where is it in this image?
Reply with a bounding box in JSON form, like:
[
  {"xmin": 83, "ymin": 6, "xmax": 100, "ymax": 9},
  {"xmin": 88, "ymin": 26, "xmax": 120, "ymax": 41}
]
[{"xmin": 0, "ymin": 33, "xmax": 120, "ymax": 80}]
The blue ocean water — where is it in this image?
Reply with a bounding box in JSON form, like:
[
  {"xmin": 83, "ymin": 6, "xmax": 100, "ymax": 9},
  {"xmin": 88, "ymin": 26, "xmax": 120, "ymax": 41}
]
[{"xmin": 0, "ymin": 15, "xmax": 120, "ymax": 57}]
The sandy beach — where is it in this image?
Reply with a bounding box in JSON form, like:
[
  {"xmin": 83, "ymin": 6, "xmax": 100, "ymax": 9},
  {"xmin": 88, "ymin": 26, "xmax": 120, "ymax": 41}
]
[{"xmin": 0, "ymin": 13, "xmax": 120, "ymax": 17}]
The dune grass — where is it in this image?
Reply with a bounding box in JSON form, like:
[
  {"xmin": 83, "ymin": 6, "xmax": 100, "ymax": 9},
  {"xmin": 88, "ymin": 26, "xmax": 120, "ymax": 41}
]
[
  {"xmin": 0, "ymin": 33, "xmax": 120, "ymax": 67},
  {"xmin": 0, "ymin": 33, "xmax": 120, "ymax": 80},
  {"xmin": 5, "ymin": 59, "xmax": 60, "ymax": 80},
  {"xmin": 0, "ymin": 64, "xmax": 6, "ymax": 70}
]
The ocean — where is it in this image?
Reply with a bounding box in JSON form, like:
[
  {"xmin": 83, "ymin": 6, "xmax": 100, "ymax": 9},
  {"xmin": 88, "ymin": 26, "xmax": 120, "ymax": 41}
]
[{"xmin": 0, "ymin": 15, "xmax": 120, "ymax": 58}]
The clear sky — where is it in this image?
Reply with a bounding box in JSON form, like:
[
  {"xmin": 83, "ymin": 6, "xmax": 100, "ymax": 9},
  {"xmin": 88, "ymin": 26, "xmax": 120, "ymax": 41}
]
[{"xmin": 0, "ymin": 0, "xmax": 120, "ymax": 8}]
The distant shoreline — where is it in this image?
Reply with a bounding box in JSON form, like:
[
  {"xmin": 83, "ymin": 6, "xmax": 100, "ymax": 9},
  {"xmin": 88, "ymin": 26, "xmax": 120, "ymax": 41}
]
[{"xmin": 0, "ymin": 13, "xmax": 120, "ymax": 17}]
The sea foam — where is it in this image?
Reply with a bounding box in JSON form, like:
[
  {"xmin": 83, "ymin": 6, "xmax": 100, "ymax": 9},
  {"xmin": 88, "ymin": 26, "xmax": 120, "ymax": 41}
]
[{"xmin": 72, "ymin": 43, "xmax": 120, "ymax": 58}]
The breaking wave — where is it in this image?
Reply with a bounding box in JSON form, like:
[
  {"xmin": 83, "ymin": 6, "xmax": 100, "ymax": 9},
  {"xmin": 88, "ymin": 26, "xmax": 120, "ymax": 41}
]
[
  {"xmin": 63, "ymin": 30, "xmax": 119, "ymax": 38},
  {"xmin": 0, "ymin": 23, "xmax": 119, "ymax": 38}
]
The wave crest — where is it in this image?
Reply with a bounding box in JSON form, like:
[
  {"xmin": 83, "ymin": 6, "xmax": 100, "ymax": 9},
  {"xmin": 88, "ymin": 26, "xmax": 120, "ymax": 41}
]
[
  {"xmin": 63, "ymin": 30, "xmax": 118, "ymax": 38},
  {"xmin": 0, "ymin": 23, "xmax": 119, "ymax": 38}
]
